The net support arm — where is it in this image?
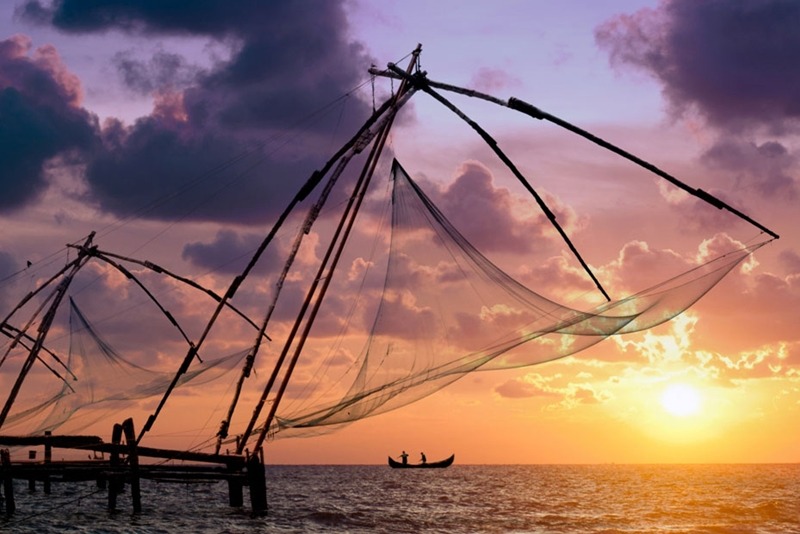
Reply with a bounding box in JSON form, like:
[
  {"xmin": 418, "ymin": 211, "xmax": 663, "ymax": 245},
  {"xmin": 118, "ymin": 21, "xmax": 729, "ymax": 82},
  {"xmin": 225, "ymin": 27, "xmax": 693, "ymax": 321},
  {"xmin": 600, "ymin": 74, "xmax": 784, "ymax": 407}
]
[
  {"xmin": 370, "ymin": 69, "xmax": 779, "ymax": 240},
  {"xmin": 0, "ymin": 232, "xmax": 96, "ymax": 429},
  {"xmin": 0, "ymin": 323, "xmax": 77, "ymax": 389},
  {"xmin": 81, "ymin": 251, "xmax": 197, "ymax": 351},
  {"xmin": 383, "ymin": 73, "xmax": 780, "ymax": 241},
  {"xmin": 505, "ymin": 97, "xmax": 779, "ymax": 240},
  {"xmin": 91, "ymin": 249, "xmax": 264, "ymax": 335},
  {"xmin": 387, "ymin": 64, "xmax": 611, "ymax": 301},
  {"xmin": 0, "ymin": 254, "xmax": 85, "ymax": 370}
]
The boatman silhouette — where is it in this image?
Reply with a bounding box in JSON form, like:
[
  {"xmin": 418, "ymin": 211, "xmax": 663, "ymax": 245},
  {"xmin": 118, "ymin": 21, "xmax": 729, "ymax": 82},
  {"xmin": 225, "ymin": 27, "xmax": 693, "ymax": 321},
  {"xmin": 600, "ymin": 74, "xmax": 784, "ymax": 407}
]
[
  {"xmin": 420, "ymin": 452, "xmax": 426, "ymax": 464},
  {"xmin": 399, "ymin": 450, "xmax": 409, "ymax": 465}
]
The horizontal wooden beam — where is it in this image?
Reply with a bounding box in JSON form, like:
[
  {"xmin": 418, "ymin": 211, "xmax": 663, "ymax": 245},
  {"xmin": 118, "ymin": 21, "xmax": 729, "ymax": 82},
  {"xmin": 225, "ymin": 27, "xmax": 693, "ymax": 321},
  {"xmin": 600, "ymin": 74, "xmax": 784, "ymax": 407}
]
[{"xmin": 0, "ymin": 434, "xmax": 245, "ymax": 468}]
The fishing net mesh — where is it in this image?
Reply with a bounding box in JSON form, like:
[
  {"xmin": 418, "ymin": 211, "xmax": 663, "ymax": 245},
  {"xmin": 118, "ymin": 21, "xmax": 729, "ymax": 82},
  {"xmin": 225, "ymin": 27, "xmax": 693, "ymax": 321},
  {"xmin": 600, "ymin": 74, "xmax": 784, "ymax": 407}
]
[
  {"xmin": 0, "ymin": 157, "xmax": 766, "ymax": 447},
  {"xmin": 2, "ymin": 298, "xmax": 245, "ymax": 436},
  {"xmin": 273, "ymin": 159, "xmax": 764, "ymax": 436}
]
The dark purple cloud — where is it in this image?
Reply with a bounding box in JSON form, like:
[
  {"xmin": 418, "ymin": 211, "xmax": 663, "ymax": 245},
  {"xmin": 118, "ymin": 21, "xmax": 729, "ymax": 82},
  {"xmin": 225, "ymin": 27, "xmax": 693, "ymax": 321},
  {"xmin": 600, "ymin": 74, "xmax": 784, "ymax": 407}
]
[
  {"xmin": 17, "ymin": 0, "xmax": 376, "ymax": 223},
  {"xmin": 0, "ymin": 250, "xmax": 19, "ymax": 309},
  {"xmin": 113, "ymin": 50, "xmax": 201, "ymax": 95},
  {"xmin": 595, "ymin": 0, "xmax": 800, "ymax": 203},
  {"xmin": 0, "ymin": 34, "xmax": 98, "ymax": 212},
  {"xmin": 701, "ymin": 138, "xmax": 796, "ymax": 199},
  {"xmin": 595, "ymin": 0, "xmax": 800, "ymax": 132},
  {"xmin": 182, "ymin": 228, "xmax": 284, "ymax": 274},
  {"xmin": 0, "ymin": 250, "xmax": 15, "ymax": 278},
  {"xmin": 431, "ymin": 161, "xmax": 578, "ymax": 255}
]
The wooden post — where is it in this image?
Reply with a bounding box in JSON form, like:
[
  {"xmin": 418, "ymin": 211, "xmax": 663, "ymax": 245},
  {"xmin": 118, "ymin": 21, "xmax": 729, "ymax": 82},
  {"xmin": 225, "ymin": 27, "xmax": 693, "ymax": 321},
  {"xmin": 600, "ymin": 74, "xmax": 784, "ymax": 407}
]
[
  {"xmin": 246, "ymin": 452, "xmax": 267, "ymax": 515},
  {"xmin": 1, "ymin": 448, "xmax": 15, "ymax": 515},
  {"xmin": 108, "ymin": 423, "xmax": 123, "ymax": 512},
  {"xmin": 27, "ymin": 450, "xmax": 36, "ymax": 492},
  {"xmin": 43, "ymin": 430, "xmax": 51, "ymax": 494},
  {"xmin": 228, "ymin": 466, "xmax": 244, "ymax": 507},
  {"xmin": 228, "ymin": 477, "xmax": 244, "ymax": 507},
  {"xmin": 121, "ymin": 418, "xmax": 141, "ymax": 513}
]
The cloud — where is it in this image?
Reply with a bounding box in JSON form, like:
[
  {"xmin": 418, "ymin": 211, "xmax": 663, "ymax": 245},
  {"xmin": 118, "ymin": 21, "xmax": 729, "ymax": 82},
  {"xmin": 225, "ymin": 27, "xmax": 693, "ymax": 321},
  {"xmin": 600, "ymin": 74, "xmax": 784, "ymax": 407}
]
[
  {"xmin": 778, "ymin": 250, "xmax": 800, "ymax": 275},
  {"xmin": 595, "ymin": 0, "xmax": 800, "ymax": 204},
  {"xmin": 18, "ymin": 0, "xmax": 377, "ymax": 223},
  {"xmin": 0, "ymin": 34, "xmax": 98, "ymax": 212},
  {"xmin": 495, "ymin": 373, "xmax": 560, "ymax": 399},
  {"xmin": 615, "ymin": 313, "xmax": 698, "ymax": 366},
  {"xmin": 182, "ymin": 229, "xmax": 273, "ymax": 274},
  {"xmin": 0, "ymin": 250, "xmax": 20, "ymax": 310},
  {"xmin": 708, "ymin": 267, "xmax": 800, "ymax": 349},
  {"xmin": 0, "ymin": 250, "xmax": 15, "ymax": 278},
  {"xmin": 701, "ymin": 138, "xmax": 796, "ymax": 199},
  {"xmin": 595, "ymin": 0, "xmax": 800, "ymax": 133},
  {"xmin": 611, "ymin": 304, "xmax": 799, "ymax": 384},
  {"xmin": 113, "ymin": 49, "xmax": 201, "ymax": 95},
  {"xmin": 713, "ymin": 342, "xmax": 797, "ymax": 380},
  {"xmin": 428, "ymin": 160, "xmax": 580, "ymax": 254},
  {"xmin": 468, "ymin": 67, "xmax": 521, "ymax": 94},
  {"xmin": 517, "ymin": 255, "xmax": 598, "ymax": 301},
  {"xmin": 495, "ymin": 372, "xmax": 609, "ymax": 407},
  {"xmin": 603, "ymin": 239, "xmax": 689, "ymax": 294}
]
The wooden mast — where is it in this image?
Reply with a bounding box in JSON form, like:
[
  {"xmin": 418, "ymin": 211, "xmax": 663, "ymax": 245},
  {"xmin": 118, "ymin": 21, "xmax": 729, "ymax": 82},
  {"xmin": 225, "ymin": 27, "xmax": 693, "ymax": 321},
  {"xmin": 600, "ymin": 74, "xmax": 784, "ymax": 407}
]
[
  {"xmin": 212, "ymin": 91, "xmax": 419, "ymax": 454},
  {"xmin": 215, "ymin": 77, "xmax": 419, "ymax": 456},
  {"xmin": 135, "ymin": 62, "xmax": 420, "ymax": 445},
  {"xmin": 237, "ymin": 45, "xmax": 423, "ymax": 454}
]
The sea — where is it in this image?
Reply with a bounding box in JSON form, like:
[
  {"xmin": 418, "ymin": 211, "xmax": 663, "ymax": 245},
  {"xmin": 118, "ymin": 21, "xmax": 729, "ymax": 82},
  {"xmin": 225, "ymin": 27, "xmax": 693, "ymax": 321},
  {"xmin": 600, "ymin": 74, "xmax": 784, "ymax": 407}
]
[{"xmin": 1, "ymin": 464, "xmax": 798, "ymax": 533}]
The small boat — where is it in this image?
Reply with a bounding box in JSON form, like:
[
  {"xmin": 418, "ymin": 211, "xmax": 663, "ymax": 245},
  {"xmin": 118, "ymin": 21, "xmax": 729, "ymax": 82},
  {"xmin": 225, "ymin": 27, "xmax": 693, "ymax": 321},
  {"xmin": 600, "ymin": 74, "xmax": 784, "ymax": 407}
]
[{"xmin": 388, "ymin": 454, "xmax": 454, "ymax": 468}]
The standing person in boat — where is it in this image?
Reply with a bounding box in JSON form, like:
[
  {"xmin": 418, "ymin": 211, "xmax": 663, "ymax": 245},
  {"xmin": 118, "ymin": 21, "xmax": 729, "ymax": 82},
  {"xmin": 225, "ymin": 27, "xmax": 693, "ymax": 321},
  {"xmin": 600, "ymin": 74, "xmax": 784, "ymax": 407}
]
[
  {"xmin": 399, "ymin": 450, "xmax": 409, "ymax": 465},
  {"xmin": 420, "ymin": 452, "xmax": 427, "ymax": 464}
]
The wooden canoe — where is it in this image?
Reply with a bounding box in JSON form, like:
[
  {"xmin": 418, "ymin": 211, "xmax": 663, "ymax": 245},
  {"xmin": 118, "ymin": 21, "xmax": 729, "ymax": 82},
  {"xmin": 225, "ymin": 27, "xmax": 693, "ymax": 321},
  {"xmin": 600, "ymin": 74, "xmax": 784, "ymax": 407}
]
[{"xmin": 388, "ymin": 454, "xmax": 454, "ymax": 468}]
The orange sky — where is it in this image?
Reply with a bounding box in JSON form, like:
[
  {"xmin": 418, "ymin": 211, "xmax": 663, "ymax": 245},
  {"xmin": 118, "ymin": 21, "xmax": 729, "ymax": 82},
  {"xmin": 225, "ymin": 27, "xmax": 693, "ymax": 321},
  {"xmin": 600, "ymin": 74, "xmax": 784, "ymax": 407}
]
[{"xmin": 1, "ymin": 1, "xmax": 798, "ymax": 464}]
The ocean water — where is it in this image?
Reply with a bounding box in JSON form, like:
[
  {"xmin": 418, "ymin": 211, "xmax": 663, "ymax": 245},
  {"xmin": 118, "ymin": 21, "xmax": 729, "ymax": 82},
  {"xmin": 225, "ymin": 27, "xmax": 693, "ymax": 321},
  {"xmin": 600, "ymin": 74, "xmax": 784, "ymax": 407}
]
[{"xmin": 1, "ymin": 464, "xmax": 798, "ymax": 533}]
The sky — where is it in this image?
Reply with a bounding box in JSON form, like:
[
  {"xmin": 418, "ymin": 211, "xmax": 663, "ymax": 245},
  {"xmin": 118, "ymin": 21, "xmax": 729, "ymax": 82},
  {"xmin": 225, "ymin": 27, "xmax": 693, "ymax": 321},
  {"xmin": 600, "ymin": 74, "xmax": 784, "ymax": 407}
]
[{"xmin": 0, "ymin": 0, "xmax": 798, "ymax": 465}]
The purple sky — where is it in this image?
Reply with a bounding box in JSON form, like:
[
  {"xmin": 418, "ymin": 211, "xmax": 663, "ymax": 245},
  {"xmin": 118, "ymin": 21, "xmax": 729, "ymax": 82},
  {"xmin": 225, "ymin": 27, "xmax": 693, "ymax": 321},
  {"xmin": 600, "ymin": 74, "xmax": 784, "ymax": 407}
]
[{"xmin": 0, "ymin": 1, "xmax": 798, "ymax": 463}]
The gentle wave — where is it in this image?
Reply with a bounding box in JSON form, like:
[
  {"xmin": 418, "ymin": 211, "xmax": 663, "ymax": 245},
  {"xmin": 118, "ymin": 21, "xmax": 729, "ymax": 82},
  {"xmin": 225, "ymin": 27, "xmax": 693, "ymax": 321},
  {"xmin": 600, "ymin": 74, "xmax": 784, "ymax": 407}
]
[{"xmin": 1, "ymin": 464, "xmax": 797, "ymax": 533}]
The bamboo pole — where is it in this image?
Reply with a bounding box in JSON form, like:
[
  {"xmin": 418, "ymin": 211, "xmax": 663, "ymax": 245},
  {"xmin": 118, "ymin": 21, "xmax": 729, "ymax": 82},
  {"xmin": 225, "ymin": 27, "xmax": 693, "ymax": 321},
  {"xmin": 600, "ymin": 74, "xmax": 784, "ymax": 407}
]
[
  {"xmin": 107, "ymin": 422, "xmax": 123, "ymax": 512},
  {"xmin": 121, "ymin": 419, "xmax": 141, "ymax": 513},
  {"xmin": 249, "ymin": 45, "xmax": 423, "ymax": 453},
  {"xmin": 0, "ymin": 232, "xmax": 96, "ymax": 430},
  {"xmin": 43, "ymin": 430, "xmax": 51, "ymax": 495},
  {"xmin": 386, "ymin": 65, "xmax": 611, "ymax": 301},
  {"xmin": 137, "ymin": 74, "xmax": 419, "ymax": 445},
  {"xmin": 1, "ymin": 448, "xmax": 14, "ymax": 514},
  {"xmin": 369, "ymin": 69, "xmax": 780, "ymax": 241}
]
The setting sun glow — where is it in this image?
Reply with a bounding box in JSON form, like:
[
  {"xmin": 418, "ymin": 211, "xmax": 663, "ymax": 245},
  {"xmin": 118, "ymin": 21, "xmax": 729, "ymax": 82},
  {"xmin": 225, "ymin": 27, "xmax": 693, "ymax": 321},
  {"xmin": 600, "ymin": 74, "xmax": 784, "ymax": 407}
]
[{"xmin": 660, "ymin": 384, "xmax": 702, "ymax": 417}]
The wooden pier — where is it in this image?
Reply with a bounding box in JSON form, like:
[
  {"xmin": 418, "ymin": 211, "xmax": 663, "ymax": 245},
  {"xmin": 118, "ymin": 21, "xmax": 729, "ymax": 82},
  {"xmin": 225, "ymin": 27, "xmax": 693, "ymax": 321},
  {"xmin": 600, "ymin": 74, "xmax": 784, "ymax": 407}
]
[{"xmin": 0, "ymin": 419, "xmax": 267, "ymax": 515}]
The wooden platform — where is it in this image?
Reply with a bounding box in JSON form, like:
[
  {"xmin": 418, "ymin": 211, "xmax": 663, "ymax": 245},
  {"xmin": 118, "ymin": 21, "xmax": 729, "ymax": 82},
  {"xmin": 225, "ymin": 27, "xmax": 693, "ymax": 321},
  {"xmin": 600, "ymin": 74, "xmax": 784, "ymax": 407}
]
[{"xmin": 0, "ymin": 420, "xmax": 266, "ymax": 515}]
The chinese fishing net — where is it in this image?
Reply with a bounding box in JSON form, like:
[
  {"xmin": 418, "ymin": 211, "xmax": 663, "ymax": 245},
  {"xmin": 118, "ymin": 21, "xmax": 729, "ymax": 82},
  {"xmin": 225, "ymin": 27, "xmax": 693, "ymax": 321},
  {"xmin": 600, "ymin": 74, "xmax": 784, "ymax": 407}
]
[
  {"xmin": 2, "ymin": 297, "xmax": 245, "ymax": 435},
  {"xmin": 272, "ymin": 159, "xmax": 766, "ymax": 436}
]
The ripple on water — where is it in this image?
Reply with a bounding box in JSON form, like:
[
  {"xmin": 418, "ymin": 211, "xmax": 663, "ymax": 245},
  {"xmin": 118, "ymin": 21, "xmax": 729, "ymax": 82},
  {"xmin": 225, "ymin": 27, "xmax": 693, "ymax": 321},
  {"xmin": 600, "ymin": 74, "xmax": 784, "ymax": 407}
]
[{"xmin": 2, "ymin": 464, "xmax": 797, "ymax": 533}]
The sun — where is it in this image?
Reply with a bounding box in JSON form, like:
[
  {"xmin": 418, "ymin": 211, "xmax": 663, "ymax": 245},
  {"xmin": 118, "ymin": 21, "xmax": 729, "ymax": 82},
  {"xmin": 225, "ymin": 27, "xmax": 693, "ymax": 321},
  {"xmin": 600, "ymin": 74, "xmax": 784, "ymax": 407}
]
[{"xmin": 660, "ymin": 383, "xmax": 702, "ymax": 417}]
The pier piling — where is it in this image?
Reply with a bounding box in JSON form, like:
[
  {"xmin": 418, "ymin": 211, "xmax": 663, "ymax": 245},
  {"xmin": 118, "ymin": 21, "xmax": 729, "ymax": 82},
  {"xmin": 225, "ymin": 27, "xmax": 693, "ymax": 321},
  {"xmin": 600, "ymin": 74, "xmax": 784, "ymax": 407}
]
[
  {"xmin": 43, "ymin": 431, "xmax": 51, "ymax": 494},
  {"xmin": 1, "ymin": 449, "xmax": 15, "ymax": 514},
  {"xmin": 247, "ymin": 452, "xmax": 267, "ymax": 515}
]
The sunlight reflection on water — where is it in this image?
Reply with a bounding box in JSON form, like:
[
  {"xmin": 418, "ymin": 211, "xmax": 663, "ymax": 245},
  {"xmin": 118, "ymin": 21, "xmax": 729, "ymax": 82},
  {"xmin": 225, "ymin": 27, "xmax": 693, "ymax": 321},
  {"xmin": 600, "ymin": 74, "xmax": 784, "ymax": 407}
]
[{"xmin": 1, "ymin": 464, "xmax": 797, "ymax": 533}]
